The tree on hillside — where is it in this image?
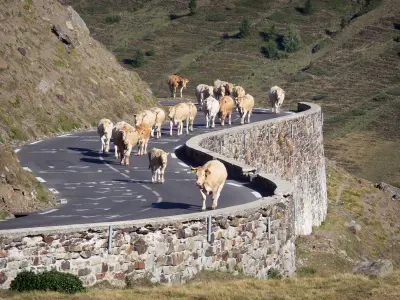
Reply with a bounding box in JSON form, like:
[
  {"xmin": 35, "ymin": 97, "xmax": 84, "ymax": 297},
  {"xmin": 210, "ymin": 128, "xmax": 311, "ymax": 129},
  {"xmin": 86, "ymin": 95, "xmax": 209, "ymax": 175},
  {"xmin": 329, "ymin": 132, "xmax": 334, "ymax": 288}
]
[
  {"xmin": 303, "ymin": 0, "xmax": 313, "ymax": 15},
  {"xmin": 132, "ymin": 50, "xmax": 146, "ymax": 68},
  {"xmin": 266, "ymin": 23, "xmax": 277, "ymax": 42},
  {"xmin": 282, "ymin": 24, "xmax": 301, "ymax": 53},
  {"xmin": 189, "ymin": 0, "xmax": 197, "ymax": 15},
  {"xmin": 238, "ymin": 18, "xmax": 250, "ymax": 38}
]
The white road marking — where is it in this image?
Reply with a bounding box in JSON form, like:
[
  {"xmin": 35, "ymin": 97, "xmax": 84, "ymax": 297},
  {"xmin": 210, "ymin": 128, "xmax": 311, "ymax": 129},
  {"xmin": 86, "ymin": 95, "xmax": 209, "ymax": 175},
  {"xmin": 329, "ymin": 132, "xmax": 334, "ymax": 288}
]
[
  {"xmin": 14, "ymin": 148, "xmax": 21, "ymax": 153},
  {"xmin": 48, "ymin": 188, "xmax": 59, "ymax": 194},
  {"xmin": 139, "ymin": 207, "xmax": 152, "ymax": 212},
  {"xmin": 85, "ymin": 197, "xmax": 106, "ymax": 200},
  {"xmin": 175, "ymin": 171, "xmax": 180, "ymax": 174},
  {"xmin": 178, "ymin": 162, "xmax": 189, "ymax": 168},
  {"xmin": 252, "ymin": 191, "xmax": 262, "ymax": 198},
  {"xmin": 136, "ymin": 195, "xmax": 143, "ymax": 198},
  {"xmin": 227, "ymin": 182, "xmax": 242, "ymax": 187},
  {"xmin": 30, "ymin": 140, "xmax": 42, "ymax": 145},
  {"xmin": 58, "ymin": 134, "xmax": 72, "ymax": 137},
  {"xmin": 76, "ymin": 209, "xmax": 89, "ymax": 212},
  {"xmin": 39, "ymin": 208, "xmax": 58, "ymax": 215},
  {"xmin": 67, "ymin": 166, "xmax": 89, "ymax": 169},
  {"xmin": 121, "ymin": 173, "xmax": 130, "ymax": 178},
  {"xmin": 49, "ymin": 166, "xmax": 54, "ymax": 169},
  {"xmin": 171, "ymin": 153, "xmax": 177, "ymax": 159},
  {"xmin": 112, "ymin": 200, "xmax": 125, "ymax": 203},
  {"xmin": 174, "ymin": 145, "xmax": 183, "ymax": 150},
  {"xmin": 60, "ymin": 199, "xmax": 68, "ymax": 204},
  {"xmin": 23, "ymin": 167, "xmax": 32, "ymax": 172},
  {"xmin": 65, "ymin": 187, "xmax": 76, "ymax": 189},
  {"xmin": 31, "ymin": 151, "xmax": 57, "ymax": 154},
  {"xmin": 152, "ymin": 191, "xmax": 160, "ymax": 197},
  {"xmin": 141, "ymin": 184, "xmax": 152, "ymax": 190},
  {"xmin": 99, "ymin": 156, "xmax": 119, "ymax": 172},
  {"xmin": 97, "ymin": 170, "xmax": 103, "ymax": 173},
  {"xmin": 124, "ymin": 170, "xmax": 130, "ymax": 173},
  {"xmin": 36, "ymin": 177, "xmax": 46, "ymax": 183},
  {"xmin": 157, "ymin": 197, "xmax": 162, "ymax": 203}
]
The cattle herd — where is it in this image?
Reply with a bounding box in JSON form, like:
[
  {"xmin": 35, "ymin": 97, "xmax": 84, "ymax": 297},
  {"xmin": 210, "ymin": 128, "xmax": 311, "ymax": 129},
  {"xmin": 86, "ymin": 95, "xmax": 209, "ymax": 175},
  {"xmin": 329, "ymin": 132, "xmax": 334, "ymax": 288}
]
[{"xmin": 96, "ymin": 75, "xmax": 286, "ymax": 211}]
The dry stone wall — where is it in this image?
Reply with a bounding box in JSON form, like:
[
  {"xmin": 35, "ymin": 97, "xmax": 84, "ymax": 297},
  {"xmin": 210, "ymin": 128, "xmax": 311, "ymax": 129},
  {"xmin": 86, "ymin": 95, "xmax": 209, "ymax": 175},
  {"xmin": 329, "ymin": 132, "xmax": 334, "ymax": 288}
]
[
  {"xmin": 196, "ymin": 102, "xmax": 328, "ymax": 235},
  {"xmin": 0, "ymin": 196, "xmax": 295, "ymax": 288}
]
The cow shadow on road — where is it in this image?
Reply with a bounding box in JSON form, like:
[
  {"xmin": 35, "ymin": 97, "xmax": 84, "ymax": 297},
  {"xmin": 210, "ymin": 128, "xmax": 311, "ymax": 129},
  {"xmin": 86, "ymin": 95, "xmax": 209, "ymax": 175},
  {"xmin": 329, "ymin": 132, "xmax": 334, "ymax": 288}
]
[
  {"xmin": 68, "ymin": 147, "xmax": 121, "ymax": 165},
  {"xmin": 150, "ymin": 201, "xmax": 202, "ymax": 211}
]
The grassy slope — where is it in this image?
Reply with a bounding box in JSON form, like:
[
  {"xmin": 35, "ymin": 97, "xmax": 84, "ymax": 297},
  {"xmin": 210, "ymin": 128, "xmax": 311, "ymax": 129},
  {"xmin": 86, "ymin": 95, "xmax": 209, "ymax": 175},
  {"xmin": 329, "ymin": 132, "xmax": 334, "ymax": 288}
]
[
  {"xmin": 0, "ymin": 0, "xmax": 157, "ymax": 215},
  {"xmin": 67, "ymin": 0, "xmax": 400, "ymax": 187}
]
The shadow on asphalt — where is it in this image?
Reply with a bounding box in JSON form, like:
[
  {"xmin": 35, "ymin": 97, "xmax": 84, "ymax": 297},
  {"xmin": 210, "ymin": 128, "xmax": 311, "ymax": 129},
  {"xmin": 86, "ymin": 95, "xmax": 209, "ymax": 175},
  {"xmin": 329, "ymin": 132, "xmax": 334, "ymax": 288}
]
[{"xmin": 151, "ymin": 201, "xmax": 201, "ymax": 211}]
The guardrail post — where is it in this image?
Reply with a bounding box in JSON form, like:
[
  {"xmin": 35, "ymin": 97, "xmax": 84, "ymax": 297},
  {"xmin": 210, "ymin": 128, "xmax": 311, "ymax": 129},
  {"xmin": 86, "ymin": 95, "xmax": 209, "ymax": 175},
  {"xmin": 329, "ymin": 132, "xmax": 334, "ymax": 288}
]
[
  {"xmin": 207, "ymin": 215, "xmax": 212, "ymax": 243},
  {"xmin": 108, "ymin": 225, "xmax": 113, "ymax": 254}
]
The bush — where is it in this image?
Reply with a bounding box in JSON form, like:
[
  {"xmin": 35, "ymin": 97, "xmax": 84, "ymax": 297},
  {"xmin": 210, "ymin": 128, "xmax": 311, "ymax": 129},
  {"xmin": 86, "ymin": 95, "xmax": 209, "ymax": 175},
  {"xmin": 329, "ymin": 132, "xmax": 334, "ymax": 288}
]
[
  {"xmin": 303, "ymin": 0, "xmax": 313, "ymax": 15},
  {"xmin": 373, "ymin": 93, "xmax": 387, "ymax": 101},
  {"xmin": 264, "ymin": 24, "xmax": 278, "ymax": 42},
  {"xmin": 267, "ymin": 268, "xmax": 282, "ymax": 280},
  {"xmin": 261, "ymin": 41, "xmax": 287, "ymax": 59},
  {"xmin": 238, "ymin": 18, "xmax": 250, "ymax": 38},
  {"xmin": 189, "ymin": 0, "xmax": 197, "ymax": 15},
  {"xmin": 351, "ymin": 109, "xmax": 366, "ymax": 116},
  {"xmin": 145, "ymin": 49, "xmax": 156, "ymax": 56},
  {"xmin": 206, "ymin": 13, "xmax": 226, "ymax": 22},
  {"xmin": 297, "ymin": 267, "xmax": 316, "ymax": 277},
  {"xmin": 105, "ymin": 15, "xmax": 121, "ymax": 24},
  {"xmin": 282, "ymin": 24, "xmax": 301, "ymax": 53},
  {"xmin": 340, "ymin": 17, "xmax": 347, "ymax": 29},
  {"xmin": 132, "ymin": 50, "xmax": 146, "ymax": 68},
  {"xmin": 10, "ymin": 270, "xmax": 85, "ymax": 293}
]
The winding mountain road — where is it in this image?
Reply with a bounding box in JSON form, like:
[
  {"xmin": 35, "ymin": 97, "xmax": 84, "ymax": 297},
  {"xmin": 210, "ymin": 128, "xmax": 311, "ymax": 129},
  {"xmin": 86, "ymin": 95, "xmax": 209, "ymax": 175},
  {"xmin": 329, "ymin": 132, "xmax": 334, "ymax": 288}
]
[{"xmin": 1, "ymin": 101, "xmax": 292, "ymax": 230}]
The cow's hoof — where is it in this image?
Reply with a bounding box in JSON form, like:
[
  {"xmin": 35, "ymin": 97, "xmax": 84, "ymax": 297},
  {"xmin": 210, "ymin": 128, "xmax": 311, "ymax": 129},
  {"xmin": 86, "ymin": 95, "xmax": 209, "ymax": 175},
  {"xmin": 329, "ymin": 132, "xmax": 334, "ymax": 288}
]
[
  {"xmin": 202, "ymin": 207, "xmax": 206, "ymax": 211},
  {"xmin": 212, "ymin": 206, "xmax": 216, "ymax": 210}
]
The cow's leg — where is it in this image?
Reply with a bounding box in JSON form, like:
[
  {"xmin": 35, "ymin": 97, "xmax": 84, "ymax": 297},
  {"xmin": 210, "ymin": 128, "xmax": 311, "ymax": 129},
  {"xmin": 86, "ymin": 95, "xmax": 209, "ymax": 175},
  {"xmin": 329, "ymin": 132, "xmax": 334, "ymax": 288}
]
[
  {"xmin": 161, "ymin": 165, "xmax": 166, "ymax": 183},
  {"xmin": 124, "ymin": 146, "xmax": 132, "ymax": 167},
  {"xmin": 100, "ymin": 136, "xmax": 105, "ymax": 153},
  {"xmin": 276, "ymin": 103, "xmax": 280, "ymax": 113},
  {"xmin": 120, "ymin": 148, "xmax": 125, "ymax": 165},
  {"xmin": 211, "ymin": 114, "xmax": 216, "ymax": 128},
  {"xmin": 228, "ymin": 112, "xmax": 232, "ymax": 125},
  {"xmin": 114, "ymin": 143, "xmax": 119, "ymax": 159},
  {"xmin": 240, "ymin": 110, "xmax": 245, "ymax": 125},
  {"xmin": 205, "ymin": 113, "xmax": 209, "ymax": 128},
  {"xmin": 151, "ymin": 166, "xmax": 156, "ymax": 183},
  {"xmin": 170, "ymin": 120, "xmax": 173, "ymax": 136},
  {"xmin": 212, "ymin": 182, "xmax": 225, "ymax": 210},
  {"xmin": 105, "ymin": 135, "xmax": 111, "ymax": 153},
  {"xmin": 150, "ymin": 126, "xmax": 154, "ymax": 138},
  {"xmin": 144, "ymin": 140, "xmax": 148, "ymax": 154},
  {"xmin": 186, "ymin": 118, "xmax": 189, "ymax": 134},
  {"xmin": 247, "ymin": 110, "xmax": 252, "ymax": 124},
  {"xmin": 200, "ymin": 189, "xmax": 207, "ymax": 211},
  {"xmin": 179, "ymin": 86, "xmax": 184, "ymax": 98}
]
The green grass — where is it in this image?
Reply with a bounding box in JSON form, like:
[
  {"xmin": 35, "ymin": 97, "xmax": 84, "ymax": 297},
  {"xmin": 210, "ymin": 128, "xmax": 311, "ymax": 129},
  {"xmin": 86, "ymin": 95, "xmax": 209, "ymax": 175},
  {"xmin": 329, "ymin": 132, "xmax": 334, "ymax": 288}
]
[
  {"xmin": 205, "ymin": 13, "xmax": 227, "ymax": 22},
  {"xmin": 57, "ymin": 116, "xmax": 81, "ymax": 132},
  {"xmin": 0, "ymin": 211, "xmax": 8, "ymax": 220},
  {"xmin": 54, "ymin": 60, "xmax": 68, "ymax": 67}
]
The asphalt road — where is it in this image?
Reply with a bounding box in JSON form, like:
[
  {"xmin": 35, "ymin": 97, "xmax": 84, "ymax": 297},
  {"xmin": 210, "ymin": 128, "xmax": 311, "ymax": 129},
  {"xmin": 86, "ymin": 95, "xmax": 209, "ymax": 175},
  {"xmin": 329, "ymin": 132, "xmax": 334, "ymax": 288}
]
[{"xmin": 0, "ymin": 101, "xmax": 292, "ymax": 230}]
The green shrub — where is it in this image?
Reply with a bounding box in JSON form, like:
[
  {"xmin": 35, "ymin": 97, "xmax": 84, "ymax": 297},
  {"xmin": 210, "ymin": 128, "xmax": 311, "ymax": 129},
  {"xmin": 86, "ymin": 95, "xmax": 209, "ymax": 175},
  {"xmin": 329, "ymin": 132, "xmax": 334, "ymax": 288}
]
[
  {"xmin": 303, "ymin": 0, "xmax": 314, "ymax": 15},
  {"xmin": 261, "ymin": 41, "xmax": 287, "ymax": 59},
  {"xmin": 189, "ymin": 0, "xmax": 197, "ymax": 15},
  {"xmin": 206, "ymin": 13, "xmax": 226, "ymax": 22},
  {"xmin": 372, "ymin": 93, "xmax": 387, "ymax": 101},
  {"xmin": 267, "ymin": 268, "xmax": 282, "ymax": 280},
  {"xmin": 132, "ymin": 50, "xmax": 146, "ymax": 68},
  {"xmin": 105, "ymin": 15, "xmax": 121, "ymax": 24},
  {"xmin": 340, "ymin": 17, "xmax": 347, "ymax": 29},
  {"xmin": 10, "ymin": 270, "xmax": 85, "ymax": 293},
  {"xmin": 145, "ymin": 49, "xmax": 156, "ymax": 56},
  {"xmin": 264, "ymin": 24, "xmax": 278, "ymax": 41},
  {"xmin": 282, "ymin": 24, "xmax": 301, "ymax": 53},
  {"xmin": 238, "ymin": 18, "xmax": 250, "ymax": 38},
  {"xmin": 10, "ymin": 271, "xmax": 40, "ymax": 292}
]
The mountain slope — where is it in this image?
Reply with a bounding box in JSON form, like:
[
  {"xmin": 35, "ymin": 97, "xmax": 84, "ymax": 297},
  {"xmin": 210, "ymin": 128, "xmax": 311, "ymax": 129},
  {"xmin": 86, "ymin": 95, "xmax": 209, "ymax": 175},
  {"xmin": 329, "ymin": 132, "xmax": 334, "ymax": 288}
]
[
  {"xmin": 66, "ymin": 0, "xmax": 400, "ymax": 186},
  {"xmin": 0, "ymin": 0, "xmax": 157, "ymax": 216}
]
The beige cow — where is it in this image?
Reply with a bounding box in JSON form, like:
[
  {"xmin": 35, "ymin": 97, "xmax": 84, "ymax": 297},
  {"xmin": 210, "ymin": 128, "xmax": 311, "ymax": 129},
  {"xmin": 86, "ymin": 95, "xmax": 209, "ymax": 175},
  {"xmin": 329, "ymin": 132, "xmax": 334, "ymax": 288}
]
[
  {"xmin": 148, "ymin": 148, "xmax": 170, "ymax": 184},
  {"xmin": 191, "ymin": 160, "xmax": 228, "ymax": 211},
  {"xmin": 112, "ymin": 121, "xmax": 128, "ymax": 159},
  {"xmin": 114, "ymin": 123, "xmax": 140, "ymax": 167},
  {"xmin": 188, "ymin": 102, "xmax": 198, "ymax": 132},
  {"xmin": 136, "ymin": 125, "xmax": 151, "ymax": 156},
  {"xmin": 167, "ymin": 102, "xmax": 190, "ymax": 136},
  {"xmin": 232, "ymin": 85, "xmax": 245, "ymax": 101},
  {"xmin": 150, "ymin": 107, "xmax": 166, "ymax": 139},
  {"xmin": 134, "ymin": 109, "xmax": 156, "ymax": 137},
  {"xmin": 237, "ymin": 94, "xmax": 254, "ymax": 124},
  {"xmin": 168, "ymin": 75, "xmax": 189, "ymax": 98},
  {"xmin": 218, "ymin": 96, "xmax": 235, "ymax": 126},
  {"xmin": 269, "ymin": 86, "xmax": 285, "ymax": 113},
  {"xmin": 97, "ymin": 118, "xmax": 114, "ymax": 153}
]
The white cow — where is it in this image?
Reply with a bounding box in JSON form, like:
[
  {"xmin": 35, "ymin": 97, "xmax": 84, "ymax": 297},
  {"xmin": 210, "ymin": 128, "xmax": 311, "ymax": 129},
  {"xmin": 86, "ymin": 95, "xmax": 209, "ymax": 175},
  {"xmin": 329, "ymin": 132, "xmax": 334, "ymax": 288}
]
[
  {"xmin": 167, "ymin": 103, "xmax": 190, "ymax": 136},
  {"xmin": 202, "ymin": 96, "xmax": 220, "ymax": 128},
  {"xmin": 236, "ymin": 94, "xmax": 254, "ymax": 124},
  {"xmin": 97, "ymin": 118, "xmax": 114, "ymax": 153},
  {"xmin": 269, "ymin": 86, "xmax": 285, "ymax": 113},
  {"xmin": 195, "ymin": 84, "xmax": 214, "ymax": 107}
]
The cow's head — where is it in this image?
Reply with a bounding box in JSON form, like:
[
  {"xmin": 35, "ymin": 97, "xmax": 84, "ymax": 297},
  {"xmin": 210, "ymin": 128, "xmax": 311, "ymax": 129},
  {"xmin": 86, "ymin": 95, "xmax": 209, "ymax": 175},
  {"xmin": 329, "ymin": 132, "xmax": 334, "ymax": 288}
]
[
  {"xmin": 135, "ymin": 112, "xmax": 146, "ymax": 127},
  {"xmin": 191, "ymin": 166, "xmax": 210, "ymax": 188},
  {"xmin": 167, "ymin": 106, "xmax": 175, "ymax": 120},
  {"xmin": 180, "ymin": 78, "xmax": 189, "ymax": 88}
]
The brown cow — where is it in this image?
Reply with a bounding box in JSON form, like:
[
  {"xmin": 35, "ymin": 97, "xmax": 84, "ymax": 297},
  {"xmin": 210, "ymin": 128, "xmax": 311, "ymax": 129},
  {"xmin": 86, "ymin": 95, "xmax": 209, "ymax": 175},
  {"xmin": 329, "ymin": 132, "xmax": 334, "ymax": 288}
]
[
  {"xmin": 112, "ymin": 121, "xmax": 128, "ymax": 159},
  {"xmin": 136, "ymin": 124, "xmax": 151, "ymax": 156},
  {"xmin": 191, "ymin": 160, "xmax": 228, "ymax": 211},
  {"xmin": 237, "ymin": 94, "xmax": 254, "ymax": 124},
  {"xmin": 168, "ymin": 75, "xmax": 189, "ymax": 98},
  {"xmin": 218, "ymin": 96, "xmax": 235, "ymax": 126},
  {"xmin": 134, "ymin": 110, "xmax": 156, "ymax": 137},
  {"xmin": 232, "ymin": 85, "xmax": 245, "ymax": 101},
  {"xmin": 167, "ymin": 102, "xmax": 190, "ymax": 136},
  {"xmin": 148, "ymin": 148, "xmax": 170, "ymax": 184}
]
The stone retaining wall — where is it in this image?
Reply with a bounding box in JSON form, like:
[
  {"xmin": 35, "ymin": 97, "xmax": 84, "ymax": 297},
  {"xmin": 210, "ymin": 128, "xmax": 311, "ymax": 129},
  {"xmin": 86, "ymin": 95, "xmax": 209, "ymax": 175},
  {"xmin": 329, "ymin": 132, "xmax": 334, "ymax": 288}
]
[
  {"xmin": 186, "ymin": 102, "xmax": 327, "ymax": 235},
  {"xmin": 0, "ymin": 195, "xmax": 294, "ymax": 288}
]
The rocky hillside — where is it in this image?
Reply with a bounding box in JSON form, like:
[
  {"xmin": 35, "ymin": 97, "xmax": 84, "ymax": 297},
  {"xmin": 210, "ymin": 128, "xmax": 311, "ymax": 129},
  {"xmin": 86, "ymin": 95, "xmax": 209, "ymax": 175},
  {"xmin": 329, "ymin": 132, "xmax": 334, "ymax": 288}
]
[{"xmin": 0, "ymin": 0, "xmax": 157, "ymax": 216}]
